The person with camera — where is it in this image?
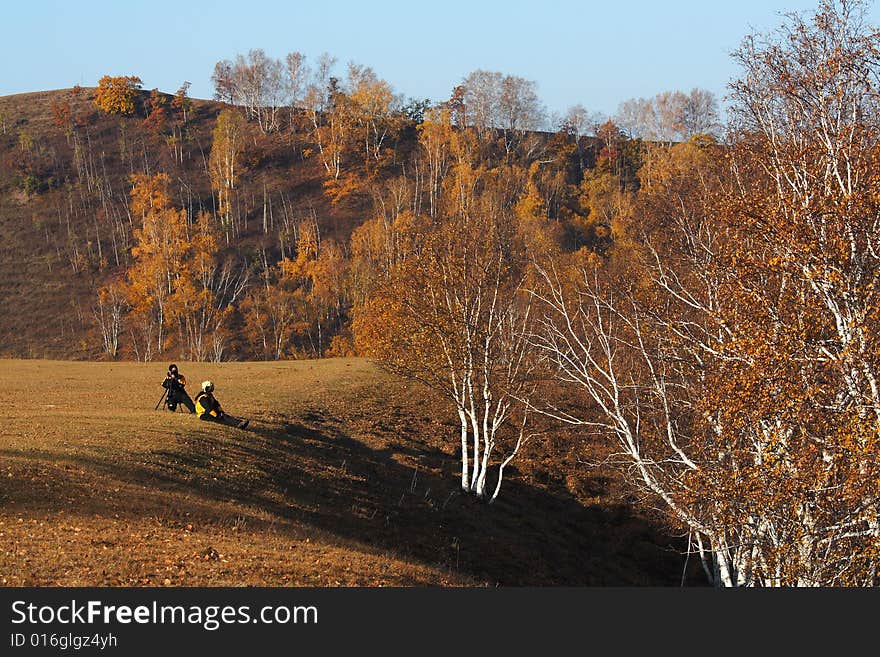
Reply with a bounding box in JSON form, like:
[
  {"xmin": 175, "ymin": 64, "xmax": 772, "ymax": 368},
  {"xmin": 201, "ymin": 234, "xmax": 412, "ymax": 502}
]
[
  {"xmin": 195, "ymin": 380, "xmax": 249, "ymax": 429},
  {"xmin": 161, "ymin": 363, "xmax": 196, "ymax": 413}
]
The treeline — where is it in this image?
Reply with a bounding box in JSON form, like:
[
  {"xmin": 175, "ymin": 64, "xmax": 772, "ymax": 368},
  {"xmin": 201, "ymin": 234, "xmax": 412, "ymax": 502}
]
[
  {"xmin": 81, "ymin": 45, "xmax": 718, "ymax": 363},
  {"xmin": 5, "ymin": 45, "xmax": 719, "ymax": 362}
]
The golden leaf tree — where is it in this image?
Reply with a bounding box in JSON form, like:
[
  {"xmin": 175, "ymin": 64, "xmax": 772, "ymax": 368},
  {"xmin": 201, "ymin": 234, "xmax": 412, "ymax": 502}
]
[
  {"xmin": 530, "ymin": 0, "xmax": 880, "ymax": 586},
  {"xmin": 241, "ymin": 260, "xmax": 308, "ymax": 360},
  {"xmin": 354, "ymin": 162, "xmax": 552, "ymax": 502},
  {"xmin": 417, "ymin": 108, "xmax": 455, "ymax": 218},
  {"xmin": 209, "ymin": 109, "xmax": 245, "ymax": 240},
  {"xmin": 125, "ymin": 173, "xmax": 188, "ymax": 358},
  {"xmin": 243, "ymin": 219, "xmax": 348, "ymax": 359},
  {"xmin": 346, "ymin": 63, "xmax": 398, "ymax": 166},
  {"xmin": 125, "ymin": 175, "xmax": 239, "ymax": 361},
  {"xmin": 165, "ymin": 212, "xmax": 241, "ymax": 362},
  {"xmin": 94, "ymin": 75, "xmax": 143, "ymax": 115}
]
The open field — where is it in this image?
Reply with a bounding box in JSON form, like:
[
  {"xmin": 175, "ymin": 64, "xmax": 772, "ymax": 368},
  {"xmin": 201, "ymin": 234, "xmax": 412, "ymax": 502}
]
[{"xmin": 0, "ymin": 358, "xmax": 687, "ymax": 586}]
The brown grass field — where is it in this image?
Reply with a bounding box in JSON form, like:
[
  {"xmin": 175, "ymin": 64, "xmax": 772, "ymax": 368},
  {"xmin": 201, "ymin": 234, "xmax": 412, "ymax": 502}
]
[{"xmin": 0, "ymin": 358, "xmax": 689, "ymax": 586}]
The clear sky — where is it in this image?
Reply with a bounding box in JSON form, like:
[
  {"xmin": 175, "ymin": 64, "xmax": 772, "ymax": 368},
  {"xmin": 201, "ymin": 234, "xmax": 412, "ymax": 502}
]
[{"xmin": 3, "ymin": 0, "xmax": 878, "ymax": 118}]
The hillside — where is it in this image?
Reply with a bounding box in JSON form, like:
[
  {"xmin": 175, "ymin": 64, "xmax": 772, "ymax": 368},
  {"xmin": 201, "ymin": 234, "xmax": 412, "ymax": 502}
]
[
  {"xmin": 0, "ymin": 87, "xmax": 369, "ymax": 360},
  {"xmin": 0, "ymin": 86, "xmax": 606, "ymax": 362},
  {"xmin": 0, "ymin": 359, "xmax": 687, "ymax": 586},
  {"xmin": 0, "ymin": 87, "xmax": 686, "ymax": 588}
]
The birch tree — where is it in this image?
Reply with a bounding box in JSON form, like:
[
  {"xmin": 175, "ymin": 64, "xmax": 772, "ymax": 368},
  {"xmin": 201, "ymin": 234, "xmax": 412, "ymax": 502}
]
[
  {"xmin": 347, "ymin": 63, "xmax": 399, "ymax": 165},
  {"xmin": 353, "ymin": 169, "xmax": 548, "ymax": 501},
  {"xmin": 286, "ymin": 51, "xmax": 308, "ymax": 138},
  {"xmin": 457, "ymin": 70, "xmax": 546, "ymax": 152},
  {"xmin": 531, "ymin": 0, "xmax": 880, "ymax": 586},
  {"xmin": 209, "ymin": 109, "xmax": 245, "ymax": 240},
  {"xmin": 211, "ymin": 50, "xmax": 289, "ymax": 133},
  {"xmin": 93, "ymin": 280, "xmax": 128, "ymax": 358},
  {"xmin": 615, "ymin": 89, "xmax": 719, "ymax": 142},
  {"xmin": 417, "ymin": 108, "xmax": 455, "ymax": 218},
  {"xmin": 241, "ymin": 260, "xmax": 306, "ymax": 360},
  {"xmin": 166, "ymin": 213, "xmax": 247, "ymax": 361},
  {"xmin": 301, "ymin": 54, "xmax": 341, "ymax": 178},
  {"xmin": 125, "ymin": 174, "xmax": 189, "ymax": 358}
]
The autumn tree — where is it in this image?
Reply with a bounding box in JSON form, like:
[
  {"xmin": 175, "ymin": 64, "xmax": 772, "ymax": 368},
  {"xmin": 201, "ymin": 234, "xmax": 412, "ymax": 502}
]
[
  {"xmin": 457, "ymin": 69, "xmax": 546, "ymax": 154},
  {"xmin": 560, "ymin": 103, "xmax": 602, "ymax": 172},
  {"xmin": 349, "ymin": 182, "xmax": 431, "ymax": 306},
  {"xmin": 285, "ymin": 52, "xmax": 308, "ymax": 137},
  {"xmin": 459, "ymin": 69, "xmax": 502, "ymax": 141},
  {"xmin": 166, "ymin": 212, "xmax": 246, "ymax": 361},
  {"xmin": 242, "ymin": 216, "xmax": 348, "ymax": 359},
  {"xmin": 51, "ymin": 95, "xmax": 77, "ymax": 145},
  {"xmin": 720, "ymin": 0, "xmax": 880, "ymax": 583},
  {"xmin": 354, "ymin": 163, "xmax": 553, "ymax": 501},
  {"xmin": 125, "ymin": 173, "xmax": 189, "ymax": 359},
  {"xmin": 94, "ymin": 75, "xmax": 143, "ymax": 115},
  {"xmin": 300, "ymin": 54, "xmax": 352, "ymax": 183},
  {"xmin": 346, "ymin": 63, "xmax": 400, "ymax": 167},
  {"xmin": 529, "ymin": 136, "xmax": 736, "ymax": 580},
  {"xmin": 241, "ymin": 260, "xmax": 307, "ymax": 360},
  {"xmin": 93, "ymin": 279, "xmax": 129, "ymax": 359},
  {"xmin": 577, "ymin": 167, "xmax": 631, "ymax": 251},
  {"xmin": 532, "ymin": 1, "xmax": 880, "ymax": 586},
  {"xmin": 211, "ymin": 60, "xmax": 236, "ymax": 104},
  {"xmin": 163, "ymin": 82, "xmax": 192, "ymax": 165},
  {"xmin": 285, "ymin": 52, "xmax": 308, "ymax": 108},
  {"xmin": 615, "ymin": 88, "xmax": 719, "ymax": 142},
  {"xmin": 417, "ymin": 108, "xmax": 455, "ymax": 218},
  {"xmin": 143, "ymin": 88, "xmax": 168, "ymax": 134},
  {"xmin": 211, "ymin": 50, "xmax": 288, "ymax": 132},
  {"xmin": 498, "ymin": 73, "xmax": 545, "ymax": 155},
  {"xmin": 281, "ymin": 219, "xmax": 349, "ymax": 356},
  {"xmin": 172, "ymin": 81, "xmax": 192, "ymax": 124},
  {"xmin": 516, "ymin": 161, "xmax": 564, "ymax": 258},
  {"xmin": 209, "ymin": 109, "xmax": 245, "ymax": 240},
  {"xmin": 124, "ymin": 175, "xmax": 242, "ymax": 361},
  {"xmin": 302, "ymin": 58, "xmax": 401, "ymax": 201}
]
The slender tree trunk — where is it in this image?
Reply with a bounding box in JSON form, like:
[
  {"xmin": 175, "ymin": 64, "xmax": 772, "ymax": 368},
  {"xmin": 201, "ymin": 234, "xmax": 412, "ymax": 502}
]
[{"xmin": 458, "ymin": 408, "xmax": 470, "ymax": 491}]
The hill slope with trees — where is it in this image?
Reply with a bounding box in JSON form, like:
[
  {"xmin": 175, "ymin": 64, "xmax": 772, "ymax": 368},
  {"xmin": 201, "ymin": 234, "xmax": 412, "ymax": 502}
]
[{"xmin": 3, "ymin": 0, "xmax": 879, "ymax": 586}]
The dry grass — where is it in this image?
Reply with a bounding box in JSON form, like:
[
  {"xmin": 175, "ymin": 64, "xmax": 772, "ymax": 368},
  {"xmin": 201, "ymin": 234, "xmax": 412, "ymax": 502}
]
[{"xmin": 0, "ymin": 358, "xmax": 687, "ymax": 587}]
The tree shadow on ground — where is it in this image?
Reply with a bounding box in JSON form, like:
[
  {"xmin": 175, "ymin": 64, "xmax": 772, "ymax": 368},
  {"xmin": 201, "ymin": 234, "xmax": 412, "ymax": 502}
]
[{"xmin": 1, "ymin": 406, "xmax": 698, "ymax": 586}]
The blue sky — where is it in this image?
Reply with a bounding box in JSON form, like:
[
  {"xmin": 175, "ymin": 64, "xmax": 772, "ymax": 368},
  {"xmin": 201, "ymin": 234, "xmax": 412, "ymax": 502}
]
[{"xmin": 3, "ymin": 1, "xmax": 877, "ymax": 118}]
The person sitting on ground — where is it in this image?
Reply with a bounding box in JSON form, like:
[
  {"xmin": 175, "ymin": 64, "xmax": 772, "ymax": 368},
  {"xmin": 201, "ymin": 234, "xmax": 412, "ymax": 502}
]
[
  {"xmin": 162, "ymin": 363, "xmax": 195, "ymax": 413},
  {"xmin": 194, "ymin": 380, "xmax": 249, "ymax": 429}
]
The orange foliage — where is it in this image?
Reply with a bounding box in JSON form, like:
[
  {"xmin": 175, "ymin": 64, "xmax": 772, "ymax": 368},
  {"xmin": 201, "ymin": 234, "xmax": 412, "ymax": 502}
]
[
  {"xmin": 124, "ymin": 175, "xmax": 229, "ymax": 361},
  {"xmin": 243, "ymin": 220, "xmax": 349, "ymax": 359},
  {"xmin": 209, "ymin": 109, "xmax": 245, "ymax": 231},
  {"xmin": 94, "ymin": 75, "xmax": 142, "ymax": 115},
  {"xmin": 142, "ymin": 89, "xmax": 168, "ymax": 133}
]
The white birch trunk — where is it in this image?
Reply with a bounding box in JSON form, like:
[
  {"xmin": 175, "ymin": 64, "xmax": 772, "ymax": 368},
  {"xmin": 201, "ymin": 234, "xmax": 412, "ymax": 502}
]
[{"xmin": 458, "ymin": 408, "xmax": 470, "ymax": 491}]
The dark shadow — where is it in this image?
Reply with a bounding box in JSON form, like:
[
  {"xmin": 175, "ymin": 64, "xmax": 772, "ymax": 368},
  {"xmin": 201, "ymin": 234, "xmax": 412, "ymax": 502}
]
[{"xmin": 0, "ymin": 402, "xmax": 694, "ymax": 586}]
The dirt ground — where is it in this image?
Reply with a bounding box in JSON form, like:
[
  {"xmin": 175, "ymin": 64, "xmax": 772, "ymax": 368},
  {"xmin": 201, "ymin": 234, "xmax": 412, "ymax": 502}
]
[{"xmin": 0, "ymin": 358, "xmax": 689, "ymax": 586}]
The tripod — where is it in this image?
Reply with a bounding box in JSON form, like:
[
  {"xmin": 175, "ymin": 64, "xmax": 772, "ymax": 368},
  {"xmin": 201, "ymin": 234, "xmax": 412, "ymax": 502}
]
[{"xmin": 154, "ymin": 387, "xmax": 184, "ymax": 411}]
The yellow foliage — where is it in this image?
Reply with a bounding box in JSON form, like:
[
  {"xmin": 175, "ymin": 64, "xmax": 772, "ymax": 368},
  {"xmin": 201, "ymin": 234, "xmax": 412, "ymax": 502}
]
[
  {"xmin": 124, "ymin": 176, "xmax": 228, "ymax": 360},
  {"xmin": 209, "ymin": 109, "xmax": 245, "ymax": 227},
  {"xmin": 94, "ymin": 75, "xmax": 142, "ymax": 115}
]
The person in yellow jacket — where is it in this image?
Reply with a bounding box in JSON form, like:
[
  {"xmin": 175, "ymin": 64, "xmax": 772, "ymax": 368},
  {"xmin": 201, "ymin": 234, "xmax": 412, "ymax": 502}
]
[{"xmin": 195, "ymin": 381, "xmax": 249, "ymax": 429}]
